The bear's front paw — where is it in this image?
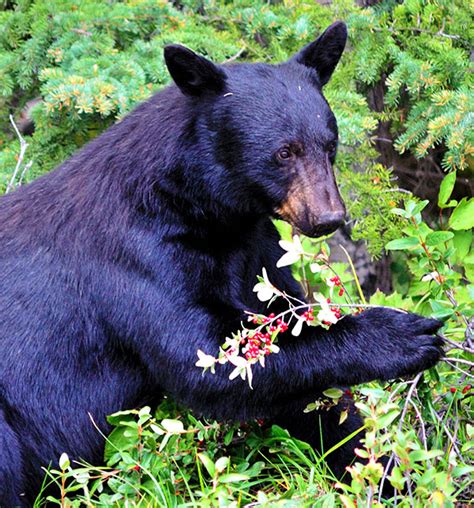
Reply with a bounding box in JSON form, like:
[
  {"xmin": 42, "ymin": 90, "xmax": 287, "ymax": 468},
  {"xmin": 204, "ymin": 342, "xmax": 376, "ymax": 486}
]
[{"xmin": 357, "ymin": 308, "xmax": 444, "ymax": 381}]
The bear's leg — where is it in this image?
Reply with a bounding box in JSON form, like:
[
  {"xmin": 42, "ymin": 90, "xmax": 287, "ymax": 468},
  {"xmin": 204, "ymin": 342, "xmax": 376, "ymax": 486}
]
[
  {"xmin": 275, "ymin": 396, "xmax": 398, "ymax": 498},
  {"xmin": 274, "ymin": 394, "xmax": 363, "ymax": 480},
  {"xmin": 0, "ymin": 409, "xmax": 25, "ymax": 507}
]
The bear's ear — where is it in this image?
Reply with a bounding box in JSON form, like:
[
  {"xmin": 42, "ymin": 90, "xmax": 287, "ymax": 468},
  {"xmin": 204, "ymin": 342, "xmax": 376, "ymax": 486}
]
[
  {"xmin": 291, "ymin": 21, "xmax": 347, "ymax": 86},
  {"xmin": 164, "ymin": 45, "xmax": 227, "ymax": 96}
]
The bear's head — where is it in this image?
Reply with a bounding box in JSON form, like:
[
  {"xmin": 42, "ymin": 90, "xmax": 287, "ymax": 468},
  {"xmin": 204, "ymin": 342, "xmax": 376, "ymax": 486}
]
[{"xmin": 164, "ymin": 22, "xmax": 347, "ymax": 238}]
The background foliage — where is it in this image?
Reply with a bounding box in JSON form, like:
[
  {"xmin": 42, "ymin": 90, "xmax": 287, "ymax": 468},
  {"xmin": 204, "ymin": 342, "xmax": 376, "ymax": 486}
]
[{"xmin": 0, "ymin": 0, "xmax": 472, "ymax": 506}]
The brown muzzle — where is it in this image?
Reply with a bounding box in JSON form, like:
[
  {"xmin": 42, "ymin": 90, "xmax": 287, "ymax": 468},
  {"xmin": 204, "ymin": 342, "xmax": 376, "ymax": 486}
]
[{"xmin": 276, "ymin": 157, "xmax": 346, "ymax": 238}]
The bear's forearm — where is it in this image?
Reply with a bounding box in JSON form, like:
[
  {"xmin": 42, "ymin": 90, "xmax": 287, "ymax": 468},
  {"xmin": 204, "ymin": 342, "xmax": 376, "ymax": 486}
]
[
  {"xmin": 156, "ymin": 308, "xmax": 441, "ymax": 421},
  {"xmin": 153, "ymin": 315, "xmax": 376, "ymax": 420}
]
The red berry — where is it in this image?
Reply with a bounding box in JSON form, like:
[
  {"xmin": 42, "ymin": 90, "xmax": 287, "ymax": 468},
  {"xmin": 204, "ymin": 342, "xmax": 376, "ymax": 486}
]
[
  {"xmin": 338, "ymin": 288, "xmax": 344, "ymax": 296},
  {"xmin": 462, "ymin": 384, "xmax": 471, "ymax": 394},
  {"xmin": 450, "ymin": 387, "xmax": 457, "ymax": 393}
]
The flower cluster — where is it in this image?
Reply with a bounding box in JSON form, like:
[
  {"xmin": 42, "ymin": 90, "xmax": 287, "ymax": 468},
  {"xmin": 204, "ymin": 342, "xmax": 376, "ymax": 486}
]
[
  {"xmin": 242, "ymin": 330, "xmax": 275, "ymax": 360},
  {"xmin": 328, "ymin": 275, "xmax": 345, "ymax": 297},
  {"xmin": 196, "ymin": 235, "xmax": 352, "ymax": 387}
]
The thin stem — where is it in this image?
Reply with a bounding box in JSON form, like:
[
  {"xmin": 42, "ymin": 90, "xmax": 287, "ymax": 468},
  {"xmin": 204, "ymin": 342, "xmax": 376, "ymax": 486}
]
[
  {"xmin": 6, "ymin": 115, "xmax": 30, "ymax": 194},
  {"xmin": 442, "ymin": 357, "xmax": 474, "ymax": 368},
  {"xmin": 339, "ymin": 245, "xmax": 366, "ymax": 304}
]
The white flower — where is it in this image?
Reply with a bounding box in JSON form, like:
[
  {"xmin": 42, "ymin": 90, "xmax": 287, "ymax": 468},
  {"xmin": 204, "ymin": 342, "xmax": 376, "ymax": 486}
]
[
  {"xmin": 228, "ymin": 355, "xmax": 254, "ymax": 388},
  {"xmin": 317, "ymin": 307, "xmax": 339, "ymax": 324},
  {"xmin": 291, "ymin": 317, "xmax": 305, "ymax": 336},
  {"xmin": 195, "ymin": 350, "xmax": 216, "ymax": 373},
  {"xmin": 277, "ymin": 235, "xmax": 304, "ymax": 268},
  {"xmin": 422, "ymin": 271, "xmax": 444, "ymax": 283},
  {"xmin": 228, "ymin": 355, "xmax": 248, "ymax": 380},
  {"xmin": 314, "ymin": 294, "xmax": 338, "ymax": 324},
  {"xmin": 218, "ymin": 336, "xmax": 241, "ymax": 365},
  {"xmin": 246, "ymin": 364, "xmax": 254, "ymax": 388},
  {"xmin": 222, "ymin": 336, "xmax": 240, "ymax": 353},
  {"xmin": 268, "ymin": 344, "xmax": 280, "ymax": 354},
  {"xmin": 253, "ymin": 268, "xmax": 278, "ymax": 302}
]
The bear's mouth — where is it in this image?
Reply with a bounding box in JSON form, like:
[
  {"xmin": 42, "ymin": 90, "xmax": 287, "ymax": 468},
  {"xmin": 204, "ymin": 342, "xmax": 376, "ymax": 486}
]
[
  {"xmin": 276, "ymin": 215, "xmax": 344, "ymax": 239},
  {"xmin": 302, "ymin": 219, "xmax": 343, "ymax": 238},
  {"xmin": 274, "ymin": 202, "xmax": 345, "ymax": 239}
]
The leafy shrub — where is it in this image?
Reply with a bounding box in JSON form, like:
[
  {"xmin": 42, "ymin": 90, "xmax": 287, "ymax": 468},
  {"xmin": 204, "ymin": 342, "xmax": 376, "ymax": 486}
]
[{"xmin": 1, "ymin": 0, "xmax": 472, "ymax": 506}]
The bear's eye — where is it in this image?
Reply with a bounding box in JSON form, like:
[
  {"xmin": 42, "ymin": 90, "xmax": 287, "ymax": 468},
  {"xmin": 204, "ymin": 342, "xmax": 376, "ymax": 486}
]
[
  {"xmin": 277, "ymin": 147, "xmax": 292, "ymax": 161},
  {"xmin": 326, "ymin": 141, "xmax": 338, "ymax": 155}
]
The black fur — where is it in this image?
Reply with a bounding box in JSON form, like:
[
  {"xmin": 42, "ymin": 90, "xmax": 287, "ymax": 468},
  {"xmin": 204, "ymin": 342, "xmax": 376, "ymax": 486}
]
[{"xmin": 0, "ymin": 22, "xmax": 443, "ymax": 506}]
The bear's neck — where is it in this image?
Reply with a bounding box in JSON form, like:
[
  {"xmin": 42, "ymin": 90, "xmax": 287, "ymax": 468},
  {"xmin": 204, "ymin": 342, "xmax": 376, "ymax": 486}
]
[{"xmin": 4, "ymin": 87, "xmax": 266, "ymax": 254}]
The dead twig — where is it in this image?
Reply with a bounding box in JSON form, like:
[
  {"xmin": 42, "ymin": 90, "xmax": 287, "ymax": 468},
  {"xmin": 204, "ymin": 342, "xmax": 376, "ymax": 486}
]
[
  {"xmin": 378, "ymin": 374, "xmax": 423, "ymax": 502},
  {"xmin": 6, "ymin": 115, "xmax": 32, "ymax": 194},
  {"xmin": 222, "ymin": 46, "xmax": 246, "ymax": 64},
  {"xmin": 372, "ymin": 26, "xmax": 461, "ymax": 40},
  {"xmin": 442, "ymin": 356, "xmax": 474, "ymax": 369}
]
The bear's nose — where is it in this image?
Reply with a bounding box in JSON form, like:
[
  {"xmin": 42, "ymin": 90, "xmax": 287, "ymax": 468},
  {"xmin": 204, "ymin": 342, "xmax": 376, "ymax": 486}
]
[{"xmin": 311, "ymin": 211, "xmax": 345, "ymax": 237}]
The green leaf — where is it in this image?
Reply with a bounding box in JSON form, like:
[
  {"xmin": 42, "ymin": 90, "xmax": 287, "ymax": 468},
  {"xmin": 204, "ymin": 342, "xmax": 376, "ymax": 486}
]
[
  {"xmin": 215, "ymin": 456, "xmax": 230, "ymax": 474},
  {"xmin": 467, "ymin": 423, "xmax": 474, "ymax": 439},
  {"xmin": 219, "ymin": 473, "xmax": 250, "ymax": 483},
  {"xmin": 158, "ymin": 433, "xmax": 171, "ymax": 452},
  {"xmin": 105, "ymin": 426, "xmax": 136, "ymax": 461},
  {"xmin": 425, "ymin": 231, "xmax": 454, "ymax": 246},
  {"xmin": 449, "ymin": 198, "xmax": 474, "ymax": 230},
  {"xmin": 388, "ymin": 466, "xmax": 406, "ymax": 490},
  {"xmin": 453, "ymin": 230, "xmax": 473, "ymax": 261},
  {"xmin": 409, "ymin": 449, "xmax": 443, "ymax": 461},
  {"xmin": 411, "ymin": 200, "xmax": 430, "ymax": 216},
  {"xmin": 223, "ymin": 429, "xmax": 235, "ymax": 446},
  {"xmin": 150, "ymin": 424, "xmax": 165, "ymax": 436},
  {"xmin": 339, "ymin": 409, "xmax": 348, "ymax": 425},
  {"xmin": 107, "ymin": 409, "xmax": 138, "ymax": 426},
  {"xmin": 59, "ymin": 453, "xmax": 70, "ymax": 470},
  {"xmin": 438, "ymin": 171, "xmax": 457, "ymax": 207},
  {"xmin": 137, "ymin": 406, "xmax": 152, "ymax": 425},
  {"xmin": 452, "ymin": 465, "xmax": 474, "ymax": 477},
  {"xmin": 430, "ymin": 300, "xmax": 454, "ymax": 319},
  {"xmin": 405, "ymin": 200, "xmax": 418, "ymax": 215},
  {"xmin": 161, "ymin": 419, "xmax": 184, "ymax": 434},
  {"xmin": 197, "ymin": 452, "xmax": 215, "ymax": 477},
  {"xmin": 323, "ymin": 388, "xmax": 343, "ymax": 399},
  {"xmin": 390, "ymin": 207, "xmax": 408, "ymax": 217},
  {"xmin": 377, "ymin": 408, "xmax": 400, "ymax": 427},
  {"xmin": 385, "ymin": 237, "xmax": 420, "ymax": 250}
]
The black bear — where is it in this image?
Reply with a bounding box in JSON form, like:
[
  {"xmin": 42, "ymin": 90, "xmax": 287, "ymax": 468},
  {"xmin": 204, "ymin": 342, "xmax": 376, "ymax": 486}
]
[{"xmin": 0, "ymin": 21, "xmax": 442, "ymax": 506}]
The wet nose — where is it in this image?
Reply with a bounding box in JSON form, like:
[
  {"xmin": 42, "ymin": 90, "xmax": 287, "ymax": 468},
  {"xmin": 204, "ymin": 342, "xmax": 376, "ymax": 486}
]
[{"xmin": 311, "ymin": 210, "xmax": 345, "ymax": 236}]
